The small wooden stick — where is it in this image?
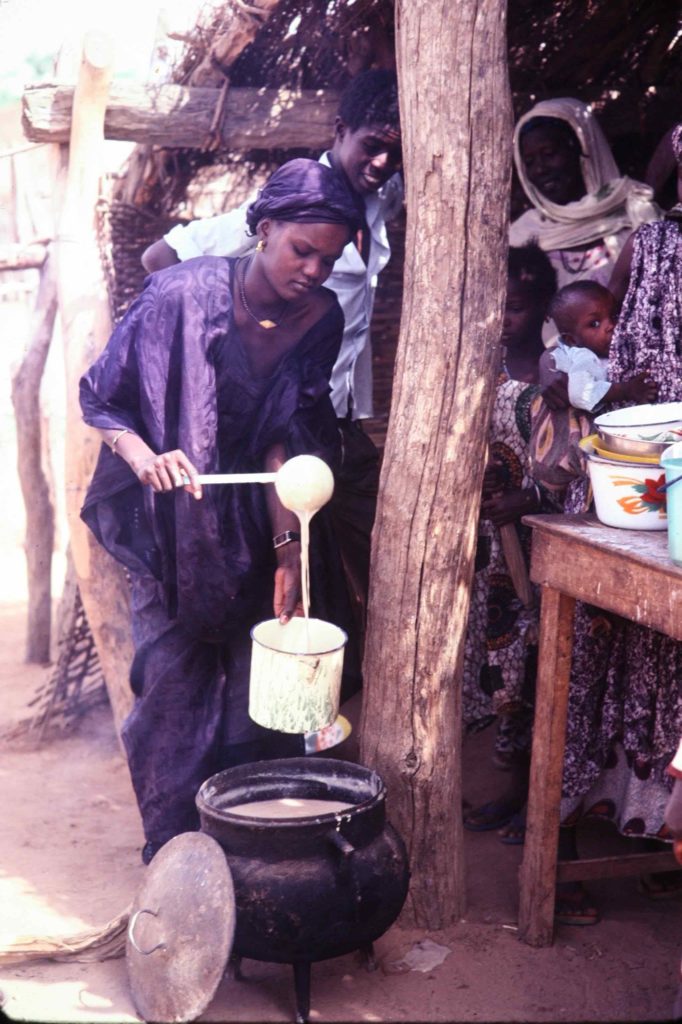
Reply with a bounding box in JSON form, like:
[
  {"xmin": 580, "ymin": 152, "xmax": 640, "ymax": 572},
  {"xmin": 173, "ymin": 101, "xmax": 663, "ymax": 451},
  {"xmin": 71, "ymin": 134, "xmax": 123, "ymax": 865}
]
[{"xmin": 499, "ymin": 523, "xmax": 534, "ymax": 609}]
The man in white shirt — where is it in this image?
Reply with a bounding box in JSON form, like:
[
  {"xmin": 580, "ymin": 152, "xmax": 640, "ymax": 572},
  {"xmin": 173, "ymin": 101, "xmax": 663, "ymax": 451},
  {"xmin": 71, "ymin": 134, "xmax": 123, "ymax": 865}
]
[{"xmin": 142, "ymin": 69, "xmax": 403, "ymax": 692}]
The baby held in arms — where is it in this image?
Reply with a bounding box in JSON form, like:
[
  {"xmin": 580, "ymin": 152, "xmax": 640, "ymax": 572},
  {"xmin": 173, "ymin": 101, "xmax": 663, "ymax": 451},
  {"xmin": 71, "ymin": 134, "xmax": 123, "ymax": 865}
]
[{"xmin": 540, "ymin": 281, "xmax": 658, "ymax": 412}]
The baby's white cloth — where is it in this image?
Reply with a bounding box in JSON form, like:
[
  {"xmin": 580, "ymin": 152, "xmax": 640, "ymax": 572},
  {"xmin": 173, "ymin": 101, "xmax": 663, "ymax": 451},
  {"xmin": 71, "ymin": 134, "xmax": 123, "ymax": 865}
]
[{"xmin": 550, "ymin": 338, "xmax": 611, "ymax": 412}]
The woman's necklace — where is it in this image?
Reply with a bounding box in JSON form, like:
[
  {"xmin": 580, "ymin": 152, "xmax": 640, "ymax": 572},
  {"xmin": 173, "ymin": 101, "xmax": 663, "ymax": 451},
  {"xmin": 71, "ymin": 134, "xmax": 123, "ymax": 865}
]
[
  {"xmin": 559, "ymin": 245, "xmax": 598, "ymax": 275},
  {"xmin": 239, "ymin": 258, "xmax": 288, "ymax": 330}
]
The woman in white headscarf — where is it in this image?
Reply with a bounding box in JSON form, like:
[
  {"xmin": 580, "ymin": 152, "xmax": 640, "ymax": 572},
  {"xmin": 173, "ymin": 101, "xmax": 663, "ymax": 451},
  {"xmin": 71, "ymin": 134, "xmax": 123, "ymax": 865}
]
[{"xmin": 510, "ymin": 97, "xmax": 660, "ymax": 290}]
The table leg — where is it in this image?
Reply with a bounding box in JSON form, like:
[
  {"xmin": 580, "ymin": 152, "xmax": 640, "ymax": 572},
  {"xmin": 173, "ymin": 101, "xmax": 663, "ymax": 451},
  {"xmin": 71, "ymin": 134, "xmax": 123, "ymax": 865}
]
[{"xmin": 518, "ymin": 585, "xmax": 575, "ymax": 946}]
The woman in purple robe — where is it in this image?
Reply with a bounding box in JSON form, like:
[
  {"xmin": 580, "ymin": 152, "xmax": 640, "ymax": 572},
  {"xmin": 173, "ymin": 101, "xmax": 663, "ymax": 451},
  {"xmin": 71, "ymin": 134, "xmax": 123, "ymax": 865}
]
[{"xmin": 79, "ymin": 159, "xmax": 362, "ymax": 863}]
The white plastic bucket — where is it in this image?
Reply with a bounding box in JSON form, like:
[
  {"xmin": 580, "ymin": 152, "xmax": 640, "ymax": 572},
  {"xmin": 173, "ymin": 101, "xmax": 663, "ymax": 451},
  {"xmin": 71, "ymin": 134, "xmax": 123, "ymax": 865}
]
[
  {"xmin": 661, "ymin": 442, "xmax": 682, "ymax": 565},
  {"xmin": 249, "ymin": 617, "xmax": 347, "ymax": 734}
]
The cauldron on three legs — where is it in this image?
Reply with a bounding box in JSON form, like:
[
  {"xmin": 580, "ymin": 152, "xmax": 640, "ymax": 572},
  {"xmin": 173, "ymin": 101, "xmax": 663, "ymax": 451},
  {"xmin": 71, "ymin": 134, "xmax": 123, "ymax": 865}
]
[{"xmin": 126, "ymin": 757, "xmax": 410, "ymax": 1023}]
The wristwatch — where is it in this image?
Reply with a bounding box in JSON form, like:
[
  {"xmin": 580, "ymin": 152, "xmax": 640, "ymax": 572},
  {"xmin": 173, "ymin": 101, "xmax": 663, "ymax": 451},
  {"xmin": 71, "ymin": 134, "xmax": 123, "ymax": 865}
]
[{"xmin": 273, "ymin": 530, "xmax": 301, "ymax": 549}]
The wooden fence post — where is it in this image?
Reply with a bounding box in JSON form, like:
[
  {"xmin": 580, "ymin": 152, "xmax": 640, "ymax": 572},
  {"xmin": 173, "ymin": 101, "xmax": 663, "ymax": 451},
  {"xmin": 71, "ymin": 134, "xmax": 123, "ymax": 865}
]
[
  {"xmin": 10, "ymin": 253, "xmax": 57, "ymax": 663},
  {"xmin": 55, "ymin": 31, "xmax": 134, "ymax": 739}
]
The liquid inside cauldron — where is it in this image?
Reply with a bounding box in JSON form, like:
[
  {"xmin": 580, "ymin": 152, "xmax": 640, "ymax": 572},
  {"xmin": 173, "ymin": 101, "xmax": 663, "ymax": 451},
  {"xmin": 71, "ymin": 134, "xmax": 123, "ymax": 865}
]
[{"xmin": 196, "ymin": 757, "xmax": 410, "ymax": 1022}]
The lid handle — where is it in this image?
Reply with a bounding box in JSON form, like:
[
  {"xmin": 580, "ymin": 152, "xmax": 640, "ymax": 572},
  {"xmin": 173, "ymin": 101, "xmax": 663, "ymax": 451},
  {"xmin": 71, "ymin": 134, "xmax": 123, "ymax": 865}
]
[{"xmin": 128, "ymin": 908, "xmax": 166, "ymax": 956}]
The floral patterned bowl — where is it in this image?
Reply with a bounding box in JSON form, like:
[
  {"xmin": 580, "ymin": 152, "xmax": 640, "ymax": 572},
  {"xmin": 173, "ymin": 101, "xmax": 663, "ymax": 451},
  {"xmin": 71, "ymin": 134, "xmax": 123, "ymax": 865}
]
[{"xmin": 579, "ymin": 437, "xmax": 667, "ymax": 530}]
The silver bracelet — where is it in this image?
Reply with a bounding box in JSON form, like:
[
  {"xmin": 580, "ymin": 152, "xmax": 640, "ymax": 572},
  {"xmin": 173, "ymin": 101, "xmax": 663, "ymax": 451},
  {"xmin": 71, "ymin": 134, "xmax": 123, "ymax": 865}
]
[{"xmin": 110, "ymin": 428, "xmax": 130, "ymax": 455}]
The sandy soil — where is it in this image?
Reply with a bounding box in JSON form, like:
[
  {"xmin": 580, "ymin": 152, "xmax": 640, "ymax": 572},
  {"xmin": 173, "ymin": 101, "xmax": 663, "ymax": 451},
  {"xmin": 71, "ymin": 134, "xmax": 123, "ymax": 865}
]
[{"xmin": 1, "ymin": 594, "xmax": 681, "ymax": 1024}]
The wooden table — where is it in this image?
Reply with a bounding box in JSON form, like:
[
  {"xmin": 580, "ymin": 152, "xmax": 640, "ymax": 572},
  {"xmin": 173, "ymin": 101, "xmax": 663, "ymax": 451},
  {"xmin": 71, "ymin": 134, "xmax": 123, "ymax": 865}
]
[{"xmin": 517, "ymin": 514, "xmax": 682, "ymax": 946}]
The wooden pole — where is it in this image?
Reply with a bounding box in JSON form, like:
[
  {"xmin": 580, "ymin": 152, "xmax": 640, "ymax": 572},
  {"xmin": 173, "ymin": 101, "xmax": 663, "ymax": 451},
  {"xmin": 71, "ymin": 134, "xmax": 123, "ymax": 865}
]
[
  {"xmin": 518, "ymin": 585, "xmax": 575, "ymax": 945},
  {"xmin": 499, "ymin": 523, "xmax": 535, "ymax": 608},
  {"xmin": 10, "ymin": 254, "xmax": 57, "ymax": 663},
  {"xmin": 359, "ymin": 0, "xmax": 512, "ymax": 928},
  {"xmin": 55, "ymin": 32, "xmax": 134, "ymax": 739}
]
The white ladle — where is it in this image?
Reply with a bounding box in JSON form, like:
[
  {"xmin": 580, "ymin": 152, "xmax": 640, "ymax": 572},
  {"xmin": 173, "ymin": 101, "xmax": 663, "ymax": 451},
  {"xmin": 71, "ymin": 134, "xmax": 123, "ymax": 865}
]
[
  {"xmin": 192, "ymin": 454, "xmax": 334, "ymax": 514},
  {"xmin": 271, "ymin": 454, "xmax": 335, "ymax": 514},
  {"xmin": 188, "ymin": 455, "xmax": 335, "ymax": 629}
]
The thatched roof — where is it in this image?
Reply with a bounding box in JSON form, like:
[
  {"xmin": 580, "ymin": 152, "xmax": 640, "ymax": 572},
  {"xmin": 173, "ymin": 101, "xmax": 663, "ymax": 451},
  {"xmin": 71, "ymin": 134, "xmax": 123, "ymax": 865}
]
[
  {"xmin": 112, "ymin": 0, "xmax": 680, "ymax": 216},
  {"xmin": 102, "ymin": 0, "xmax": 681, "ymax": 393}
]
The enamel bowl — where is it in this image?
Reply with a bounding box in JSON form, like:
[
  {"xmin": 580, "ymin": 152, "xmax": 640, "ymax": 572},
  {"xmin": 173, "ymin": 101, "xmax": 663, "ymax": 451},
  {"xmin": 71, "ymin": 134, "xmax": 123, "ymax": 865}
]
[
  {"xmin": 580, "ymin": 436, "xmax": 667, "ymax": 530},
  {"xmin": 592, "ymin": 438, "xmax": 661, "ymax": 465},
  {"xmin": 596, "ymin": 428, "xmax": 681, "ymax": 458},
  {"xmin": 594, "ymin": 402, "xmax": 682, "ymax": 457},
  {"xmin": 594, "ymin": 401, "xmax": 682, "ymax": 431}
]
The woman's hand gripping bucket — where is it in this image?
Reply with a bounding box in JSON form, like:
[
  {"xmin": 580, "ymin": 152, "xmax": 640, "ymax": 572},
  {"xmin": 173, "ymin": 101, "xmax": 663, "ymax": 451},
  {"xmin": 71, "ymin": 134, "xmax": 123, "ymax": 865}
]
[
  {"xmin": 249, "ymin": 618, "xmax": 347, "ymax": 733},
  {"xmin": 661, "ymin": 442, "xmax": 682, "ymax": 566}
]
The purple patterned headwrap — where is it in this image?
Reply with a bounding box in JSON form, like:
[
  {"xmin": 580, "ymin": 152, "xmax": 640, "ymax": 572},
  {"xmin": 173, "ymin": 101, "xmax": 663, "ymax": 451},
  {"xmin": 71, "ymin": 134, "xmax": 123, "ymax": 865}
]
[
  {"xmin": 672, "ymin": 123, "xmax": 682, "ymax": 165},
  {"xmin": 246, "ymin": 158, "xmax": 362, "ymax": 234}
]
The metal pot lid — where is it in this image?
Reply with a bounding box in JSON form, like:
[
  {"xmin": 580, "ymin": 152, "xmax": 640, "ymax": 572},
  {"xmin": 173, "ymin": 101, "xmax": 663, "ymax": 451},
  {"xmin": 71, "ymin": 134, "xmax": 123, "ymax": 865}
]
[{"xmin": 126, "ymin": 832, "xmax": 235, "ymax": 1023}]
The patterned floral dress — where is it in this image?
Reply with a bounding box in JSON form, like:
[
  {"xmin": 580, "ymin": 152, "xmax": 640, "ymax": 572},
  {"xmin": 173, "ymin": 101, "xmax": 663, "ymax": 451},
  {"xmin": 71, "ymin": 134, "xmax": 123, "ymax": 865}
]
[
  {"xmin": 463, "ymin": 375, "xmax": 540, "ymax": 758},
  {"xmin": 560, "ymin": 217, "xmax": 682, "ymax": 837}
]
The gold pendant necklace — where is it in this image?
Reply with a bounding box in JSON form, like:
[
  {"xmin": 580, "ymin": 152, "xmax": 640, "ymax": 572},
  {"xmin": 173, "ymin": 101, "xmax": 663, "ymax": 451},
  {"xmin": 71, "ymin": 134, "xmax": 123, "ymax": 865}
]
[{"xmin": 239, "ymin": 260, "xmax": 288, "ymax": 329}]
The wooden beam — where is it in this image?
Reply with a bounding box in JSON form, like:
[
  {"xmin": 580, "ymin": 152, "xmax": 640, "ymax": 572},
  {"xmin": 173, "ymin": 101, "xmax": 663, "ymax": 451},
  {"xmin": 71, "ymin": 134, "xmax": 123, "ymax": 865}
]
[
  {"xmin": 0, "ymin": 242, "xmax": 48, "ymax": 271},
  {"xmin": 23, "ymin": 83, "xmax": 340, "ymax": 150},
  {"xmin": 556, "ymin": 850, "xmax": 677, "ymax": 883}
]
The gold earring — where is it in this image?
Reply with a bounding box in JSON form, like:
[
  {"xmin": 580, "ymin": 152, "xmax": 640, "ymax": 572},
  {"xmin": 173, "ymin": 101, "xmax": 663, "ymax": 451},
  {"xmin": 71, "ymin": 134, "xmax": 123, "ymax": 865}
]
[{"xmin": 256, "ymin": 239, "xmax": 265, "ymax": 253}]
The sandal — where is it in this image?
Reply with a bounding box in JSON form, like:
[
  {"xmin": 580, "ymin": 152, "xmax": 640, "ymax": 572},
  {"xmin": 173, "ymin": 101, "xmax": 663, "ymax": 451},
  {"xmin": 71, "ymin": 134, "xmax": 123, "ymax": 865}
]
[
  {"xmin": 498, "ymin": 809, "xmax": 526, "ymax": 845},
  {"xmin": 554, "ymin": 883, "xmax": 600, "ymax": 926},
  {"xmin": 463, "ymin": 799, "xmax": 521, "ymax": 832},
  {"xmin": 639, "ymin": 871, "xmax": 682, "ymax": 901}
]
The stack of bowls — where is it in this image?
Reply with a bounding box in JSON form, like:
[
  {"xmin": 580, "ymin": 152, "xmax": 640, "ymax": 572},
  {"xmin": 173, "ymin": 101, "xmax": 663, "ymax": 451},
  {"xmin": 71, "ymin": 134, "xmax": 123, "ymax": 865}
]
[{"xmin": 580, "ymin": 402, "xmax": 682, "ymax": 530}]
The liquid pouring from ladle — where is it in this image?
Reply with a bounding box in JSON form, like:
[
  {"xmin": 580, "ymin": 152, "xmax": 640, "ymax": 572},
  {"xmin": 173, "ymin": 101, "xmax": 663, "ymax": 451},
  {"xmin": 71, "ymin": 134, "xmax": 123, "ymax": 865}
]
[
  {"xmin": 183, "ymin": 455, "xmax": 335, "ymax": 625},
  {"xmin": 271, "ymin": 456, "xmax": 335, "ymax": 624}
]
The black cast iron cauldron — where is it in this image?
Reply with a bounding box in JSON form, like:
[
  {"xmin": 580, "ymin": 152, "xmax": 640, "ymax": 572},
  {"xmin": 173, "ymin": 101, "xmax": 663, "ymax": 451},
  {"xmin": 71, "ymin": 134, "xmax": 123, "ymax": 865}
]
[{"xmin": 196, "ymin": 757, "xmax": 410, "ymax": 1022}]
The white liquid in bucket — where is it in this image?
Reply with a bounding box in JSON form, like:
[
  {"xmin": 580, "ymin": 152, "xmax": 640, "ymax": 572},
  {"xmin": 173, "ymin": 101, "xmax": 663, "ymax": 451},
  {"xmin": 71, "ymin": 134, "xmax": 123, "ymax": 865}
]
[
  {"xmin": 249, "ymin": 617, "xmax": 347, "ymax": 733},
  {"xmin": 226, "ymin": 797, "xmax": 353, "ymax": 819}
]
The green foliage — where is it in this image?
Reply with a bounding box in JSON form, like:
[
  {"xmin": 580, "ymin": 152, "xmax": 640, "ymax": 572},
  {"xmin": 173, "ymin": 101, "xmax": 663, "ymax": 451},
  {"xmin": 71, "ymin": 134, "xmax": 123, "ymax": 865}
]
[
  {"xmin": 24, "ymin": 52, "xmax": 54, "ymax": 79},
  {"xmin": 0, "ymin": 50, "xmax": 54, "ymax": 105}
]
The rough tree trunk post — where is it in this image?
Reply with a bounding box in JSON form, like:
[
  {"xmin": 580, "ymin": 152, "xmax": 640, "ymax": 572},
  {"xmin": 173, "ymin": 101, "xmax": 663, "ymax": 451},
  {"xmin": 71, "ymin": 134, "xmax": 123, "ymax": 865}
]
[
  {"xmin": 359, "ymin": 0, "xmax": 512, "ymax": 928},
  {"xmin": 10, "ymin": 254, "xmax": 57, "ymax": 663},
  {"xmin": 56, "ymin": 32, "xmax": 134, "ymax": 738}
]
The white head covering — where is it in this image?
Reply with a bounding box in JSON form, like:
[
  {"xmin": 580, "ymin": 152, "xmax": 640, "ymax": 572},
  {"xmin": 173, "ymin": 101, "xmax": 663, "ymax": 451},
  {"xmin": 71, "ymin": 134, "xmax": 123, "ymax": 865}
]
[{"xmin": 509, "ymin": 98, "xmax": 660, "ymax": 254}]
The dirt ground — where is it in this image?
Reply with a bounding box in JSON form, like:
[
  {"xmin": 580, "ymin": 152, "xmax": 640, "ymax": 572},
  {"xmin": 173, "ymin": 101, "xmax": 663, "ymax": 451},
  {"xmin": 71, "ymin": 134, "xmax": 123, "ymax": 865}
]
[{"xmin": 1, "ymin": 594, "xmax": 681, "ymax": 1024}]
